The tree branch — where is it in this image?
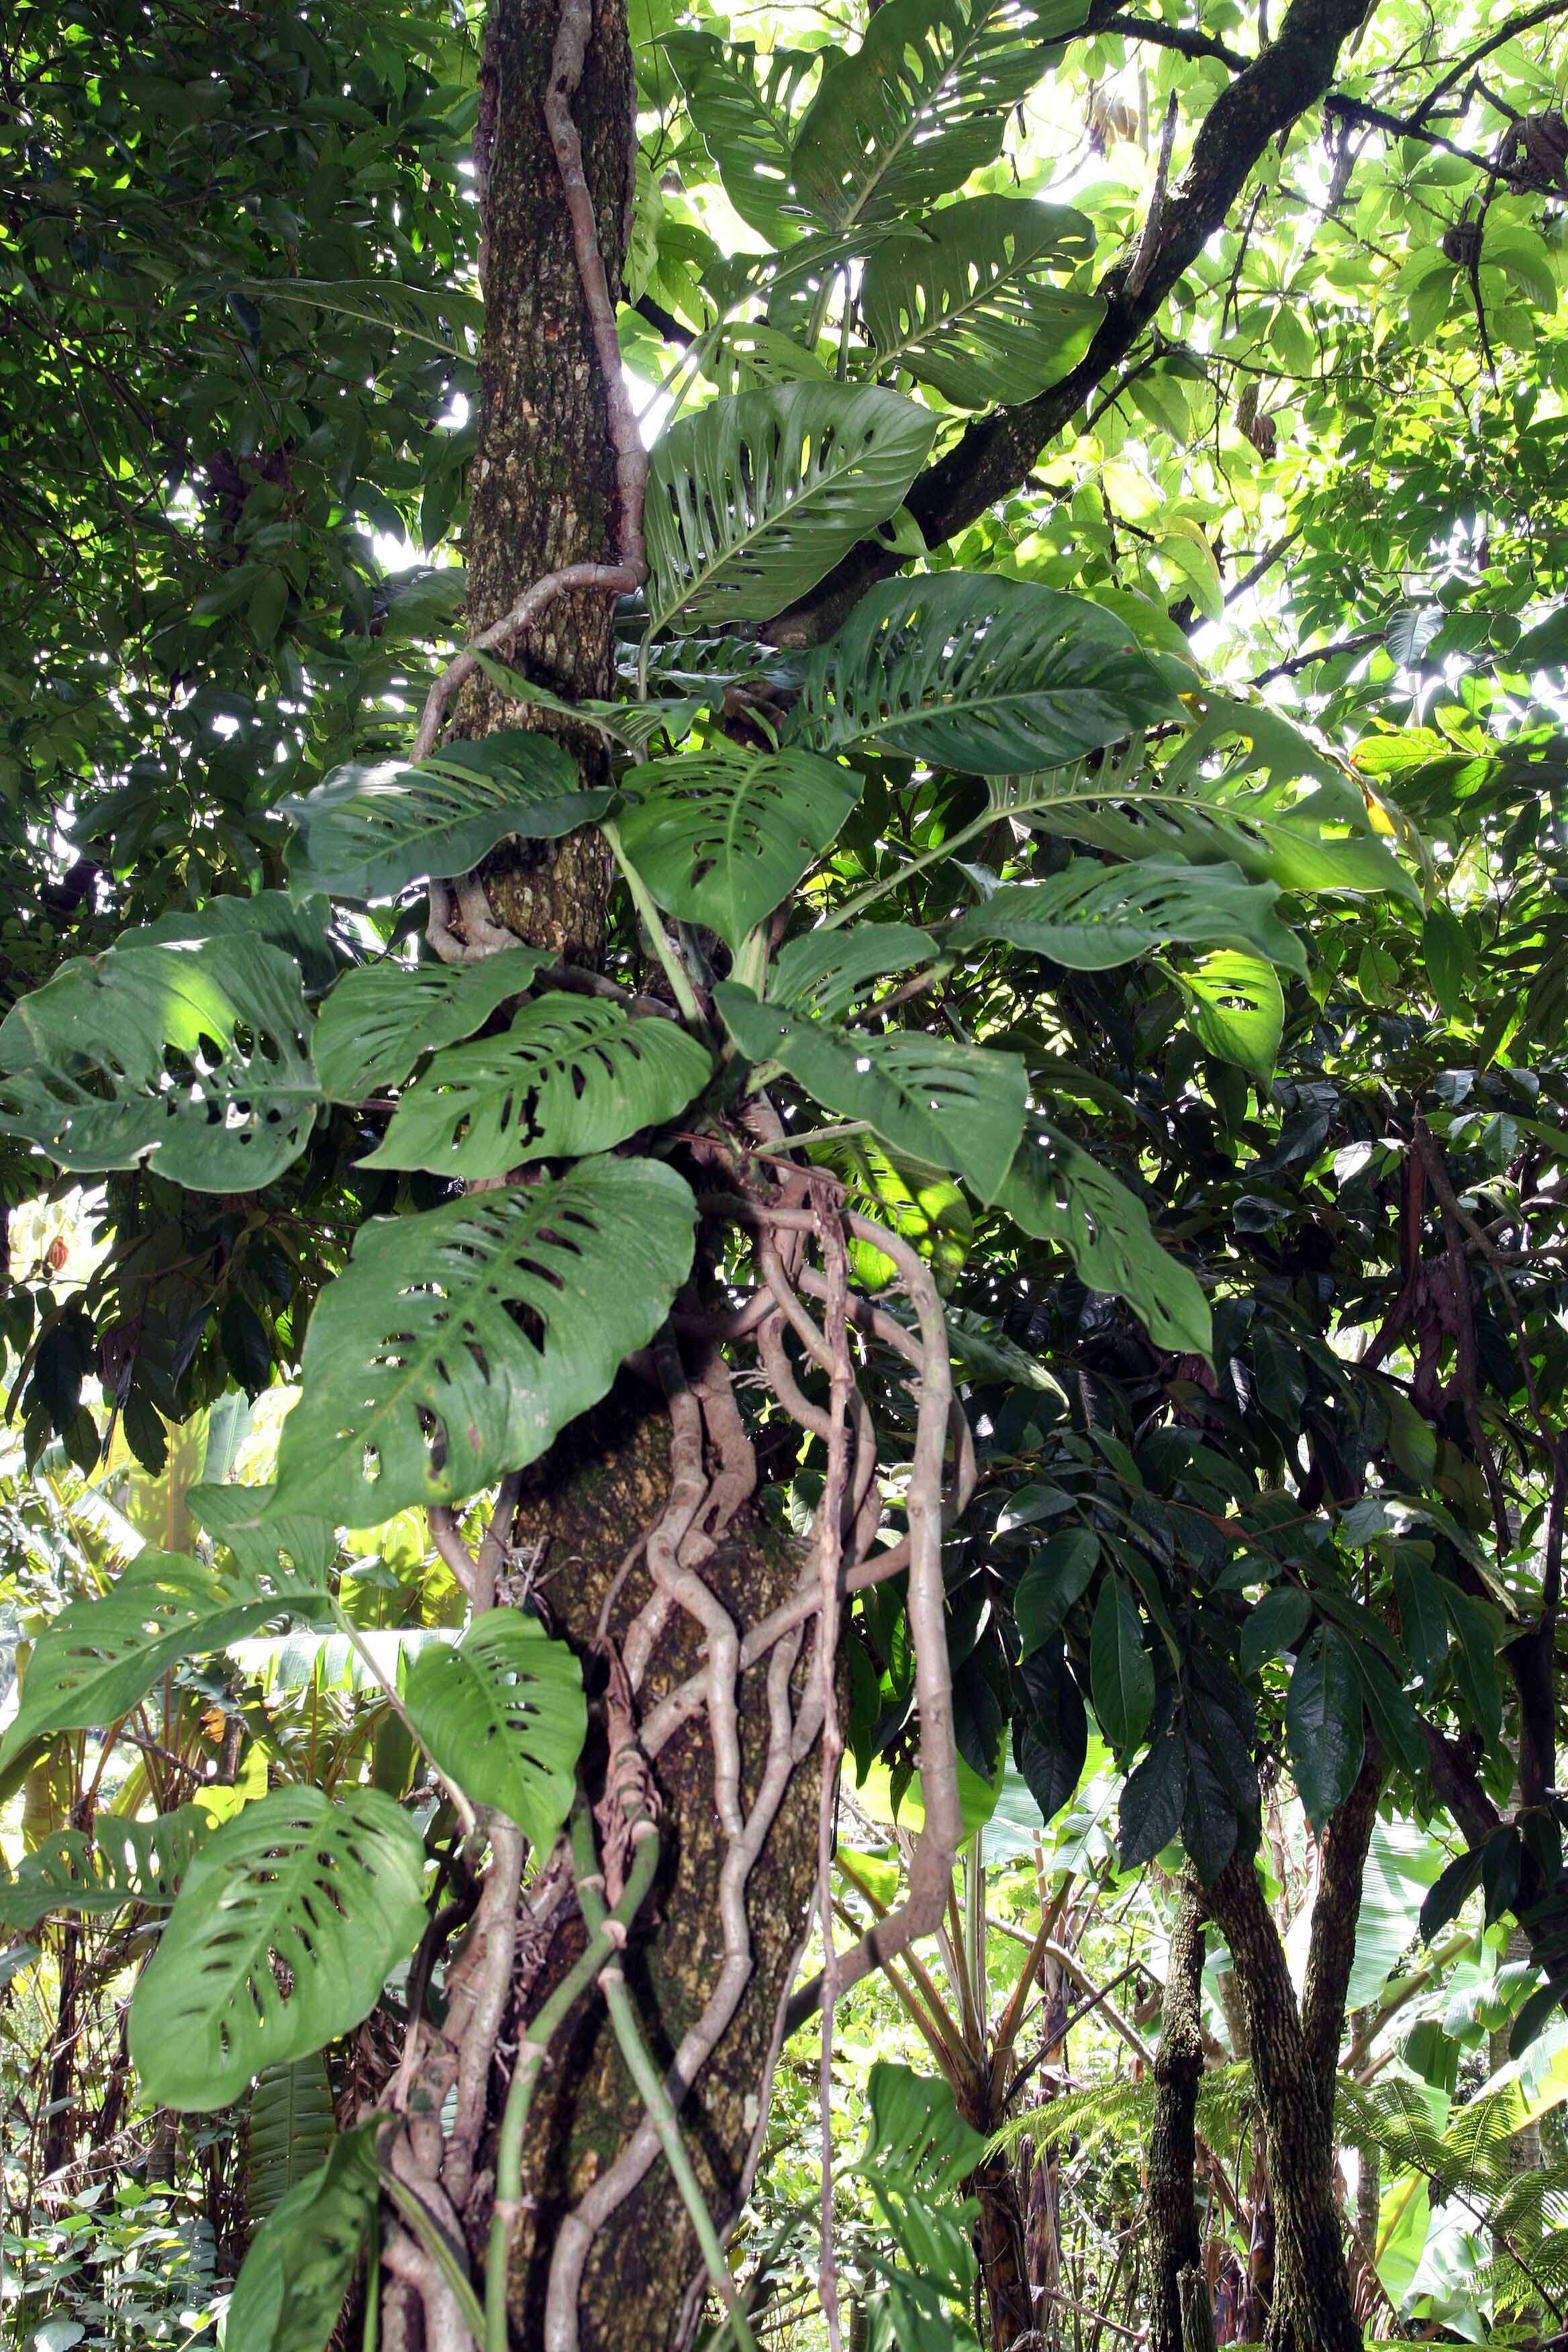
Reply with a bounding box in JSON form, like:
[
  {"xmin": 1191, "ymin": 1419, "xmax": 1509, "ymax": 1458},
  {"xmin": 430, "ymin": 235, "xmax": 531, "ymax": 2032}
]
[
  {"xmin": 1100, "ymin": 14, "xmax": 1250, "ymax": 72},
  {"xmin": 1324, "ymin": 92, "xmax": 1545, "ymax": 187},
  {"xmin": 1409, "ymin": 0, "xmax": 1568, "ymax": 126}
]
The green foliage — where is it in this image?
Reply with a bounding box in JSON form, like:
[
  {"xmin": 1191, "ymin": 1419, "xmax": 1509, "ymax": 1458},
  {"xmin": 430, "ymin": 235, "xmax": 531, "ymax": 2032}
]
[
  {"xmin": 128, "ymin": 1787, "xmax": 427, "ymax": 2110},
  {"xmin": 313, "ymin": 950, "xmax": 552, "ymax": 1103},
  {"xmin": 0, "ymin": 1806, "xmax": 211, "ymax": 1932},
  {"xmin": 948, "ymin": 858, "xmax": 1305, "ymax": 975},
  {"xmin": 247, "ymin": 2057, "xmax": 338, "ymax": 2228},
  {"xmin": 615, "ymin": 744, "xmax": 863, "ymax": 950},
  {"xmin": 401, "ymin": 1612, "xmax": 586, "ymax": 1845},
  {"xmin": 226, "ymin": 2124, "xmax": 381, "ymax": 2352}
]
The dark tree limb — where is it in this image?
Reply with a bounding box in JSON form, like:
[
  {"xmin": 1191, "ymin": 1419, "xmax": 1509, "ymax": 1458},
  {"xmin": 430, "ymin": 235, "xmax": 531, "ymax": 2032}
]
[
  {"xmin": 1099, "ymin": 15, "xmax": 1251, "ymax": 72},
  {"xmin": 773, "ymin": 0, "xmax": 1380, "ymax": 644},
  {"xmin": 1300, "ymin": 1743, "xmax": 1382, "ymax": 2088},
  {"xmin": 1409, "ymin": 0, "xmax": 1568, "ymax": 125},
  {"xmin": 1146, "ymin": 1876, "xmax": 1208, "ymax": 2352},
  {"xmin": 1324, "ymin": 91, "xmax": 1546, "ymax": 187}
]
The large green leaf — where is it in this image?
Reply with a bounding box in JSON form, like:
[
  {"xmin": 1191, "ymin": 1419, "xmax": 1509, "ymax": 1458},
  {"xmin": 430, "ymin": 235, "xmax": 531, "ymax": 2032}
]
[
  {"xmin": 0, "ymin": 937, "xmax": 320, "ymax": 1190},
  {"xmin": 402, "ymin": 1612, "xmax": 586, "ymax": 1846},
  {"xmin": 1014, "ymin": 1527, "xmax": 1098, "ymax": 1657},
  {"xmin": 188, "ymin": 1482, "xmax": 336, "ymax": 1590},
  {"xmin": 1016, "ymin": 700, "xmax": 1420, "ymax": 901},
  {"xmin": 1177, "ymin": 950, "xmax": 1286, "ymax": 1079},
  {"xmin": 663, "ymin": 33, "xmax": 818, "ymax": 245},
  {"xmin": 273, "ymin": 1157, "xmax": 697, "ymax": 1523},
  {"xmin": 791, "ymin": 0, "xmax": 1084, "ymax": 231},
  {"xmin": 0, "ymin": 1807, "xmax": 211, "ymax": 1932},
  {"xmin": 769, "ymin": 921, "xmax": 936, "ymax": 1018},
  {"xmin": 0, "ymin": 1551, "xmax": 320, "ymax": 1769},
  {"xmin": 860, "ymin": 196, "xmax": 1100, "ymax": 407},
  {"xmin": 998, "ymin": 1129, "xmax": 1212, "ymax": 1357},
  {"xmin": 224, "ymin": 2122, "xmax": 380, "ymax": 2352},
  {"xmin": 852, "ymin": 2061, "xmax": 985, "ymax": 2294},
  {"xmin": 787, "ymin": 574, "xmax": 1179, "ymax": 773},
  {"xmin": 313, "ymin": 950, "xmax": 551, "ymax": 1103},
  {"xmin": 644, "ymin": 384, "xmax": 936, "ymax": 632},
  {"xmin": 1118, "ymin": 1730, "xmax": 1187, "ymax": 1868},
  {"xmin": 247, "ymin": 2057, "xmax": 337, "ymax": 2228},
  {"xmin": 616, "ymin": 744, "xmax": 862, "ymax": 949},
  {"xmin": 129, "ymin": 1786, "xmax": 427, "ymax": 2110},
  {"xmin": 360, "ymin": 996, "xmax": 711, "ymax": 1178},
  {"xmin": 716, "ymin": 983, "xmax": 1028, "ymax": 1202},
  {"xmin": 948, "ymin": 857, "xmax": 1306, "ymax": 975},
  {"xmin": 281, "ymin": 731, "xmax": 613, "ymax": 902},
  {"xmin": 1089, "ymin": 1575, "xmax": 1153, "ymax": 1753},
  {"xmin": 1285, "ymin": 1626, "xmax": 1365, "ymax": 1830}
]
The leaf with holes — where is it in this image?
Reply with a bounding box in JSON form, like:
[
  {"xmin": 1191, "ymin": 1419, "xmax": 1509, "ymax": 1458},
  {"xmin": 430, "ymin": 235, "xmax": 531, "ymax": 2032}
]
[
  {"xmin": 188, "ymin": 1483, "xmax": 336, "ymax": 1591},
  {"xmin": 645, "ymin": 384, "xmax": 936, "ymax": 632},
  {"xmin": 224, "ymin": 2122, "xmax": 380, "ymax": 2352},
  {"xmin": 861, "ymin": 196, "xmax": 1099, "ymax": 407},
  {"xmin": 0, "ymin": 1807, "xmax": 211, "ymax": 1932},
  {"xmin": 272, "ymin": 1157, "xmax": 697, "ymax": 1524},
  {"xmin": 787, "ymin": 574, "xmax": 1179, "ymax": 774},
  {"xmin": 129, "ymin": 1786, "xmax": 426, "ymax": 2110},
  {"xmin": 247, "ymin": 2057, "xmax": 337, "ymax": 2228},
  {"xmin": 0, "ymin": 937, "xmax": 320, "ymax": 1191},
  {"xmin": 949, "ymin": 859, "xmax": 1304, "ymax": 975},
  {"xmin": 402, "ymin": 1612, "xmax": 585, "ymax": 1845},
  {"xmin": 313, "ymin": 950, "xmax": 550, "ymax": 1102},
  {"xmin": 0, "ymin": 1552, "xmax": 322, "ymax": 1770},
  {"xmin": 791, "ymin": 0, "xmax": 1086, "ymax": 230},
  {"xmin": 769, "ymin": 922, "xmax": 936, "ymax": 1019},
  {"xmin": 360, "ymin": 997, "xmax": 712, "ymax": 1178},
  {"xmin": 998, "ymin": 1128, "xmax": 1211, "ymax": 1357},
  {"xmin": 280, "ymin": 732, "xmax": 611, "ymax": 902},
  {"xmin": 716, "ymin": 983, "xmax": 1028, "ymax": 1202},
  {"xmin": 616, "ymin": 745, "xmax": 862, "ymax": 950},
  {"xmin": 663, "ymin": 33, "xmax": 819, "ymax": 245},
  {"xmin": 1177, "ymin": 950, "xmax": 1285, "ymax": 1079}
]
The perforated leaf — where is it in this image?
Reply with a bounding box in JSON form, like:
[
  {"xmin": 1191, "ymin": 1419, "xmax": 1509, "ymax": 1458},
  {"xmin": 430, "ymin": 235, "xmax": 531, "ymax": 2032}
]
[
  {"xmin": 861, "ymin": 196, "xmax": 1100, "ymax": 407},
  {"xmin": 247, "ymin": 2057, "xmax": 337, "ymax": 2228},
  {"xmin": 770, "ymin": 922, "xmax": 936, "ymax": 1018},
  {"xmin": 663, "ymin": 33, "xmax": 819, "ymax": 245},
  {"xmin": 188, "ymin": 1483, "xmax": 336, "ymax": 1590},
  {"xmin": 616, "ymin": 745, "xmax": 862, "ymax": 950},
  {"xmin": 998, "ymin": 1129, "xmax": 1211, "ymax": 1357},
  {"xmin": 402, "ymin": 1612, "xmax": 585, "ymax": 1845},
  {"xmin": 224, "ymin": 2122, "xmax": 380, "ymax": 2352},
  {"xmin": 853, "ymin": 2061, "xmax": 985, "ymax": 2293},
  {"xmin": 791, "ymin": 0, "xmax": 1084, "ymax": 230},
  {"xmin": 360, "ymin": 995, "xmax": 710, "ymax": 1179},
  {"xmin": 273, "ymin": 1157, "xmax": 697, "ymax": 1523},
  {"xmin": 129, "ymin": 1786, "xmax": 426, "ymax": 2110},
  {"xmin": 0, "ymin": 1807, "xmax": 211, "ymax": 1931},
  {"xmin": 0, "ymin": 937, "xmax": 320, "ymax": 1190},
  {"xmin": 787, "ymin": 575, "xmax": 1179, "ymax": 774},
  {"xmin": 716, "ymin": 982, "xmax": 1028, "ymax": 1202},
  {"xmin": 1178, "ymin": 949, "xmax": 1285, "ymax": 1079},
  {"xmin": 0, "ymin": 1552, "xmax": 321, "ymax": 1769},
  {"xmin": 645, "ymin": 384, "xmax": 936, "ymax": 632},
  {"xmin": 948, "ymin": 858, "xmax": 1305, "ymax": 975},
  {"xmin": 281, "ymin": 731, "xmax": 611, "ymax": 902},
  {"xmin": 313, "ymin": 950, "xmax": 550, "ymax": 1102}
]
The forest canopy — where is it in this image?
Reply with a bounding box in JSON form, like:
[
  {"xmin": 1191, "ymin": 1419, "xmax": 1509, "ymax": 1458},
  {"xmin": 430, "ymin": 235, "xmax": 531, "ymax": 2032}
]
[{"xmin": 2, "ymin": 0, "xmax": 1568, "ymax": 2347}]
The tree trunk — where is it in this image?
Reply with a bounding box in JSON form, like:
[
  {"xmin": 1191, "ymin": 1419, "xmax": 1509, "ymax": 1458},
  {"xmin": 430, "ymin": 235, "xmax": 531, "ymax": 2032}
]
[
  {"xmin": 972, "ymin": 2150, "xmax": 1034, "ymax": 2350},
  {"xmin": 379, "ymin": 3, "xmax": 828, "ymax": 2344},
  {"xmin": 1147, "ymin": 1877, "xmax": 1208, "ymax": 2352},
  {"xmin": 1205, "ymin": 1752, "xmax": 1380, "ymax": 2352}
]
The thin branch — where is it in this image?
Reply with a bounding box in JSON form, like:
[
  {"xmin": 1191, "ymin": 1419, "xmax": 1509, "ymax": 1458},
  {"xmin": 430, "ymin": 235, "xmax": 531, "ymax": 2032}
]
[{"xmin": 1100, "ymin": 14, "xmax": 1249, "ymax": 70}]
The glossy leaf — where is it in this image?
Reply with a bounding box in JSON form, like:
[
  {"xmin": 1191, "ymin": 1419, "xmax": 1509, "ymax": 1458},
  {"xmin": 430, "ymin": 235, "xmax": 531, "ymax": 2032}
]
[
  {"xmin": 1239, "ymin": 1585, "xmax": 1312, "ymax": 1678},
  {"xmin": 998, "ymin": 1129, "xmax": 1211, "ymax": 1357},
  {"xmin": 861, "ymin": 195, "xmax": 1100, "ymax": 407},
  {"xmin": 948, "ymin": 857, "xmax": 1305, "ymax": 975},
  {"xmin": 1118, "ymin": 1732, "xmax": 1187, "ymax": 1867},
  {"xmin": 247, "ymin": 2057, "xmax": 337, "ymax": 2228},
  {"xmin": 1178, "ymin": 950, "xmax": 1286, "ymax": 1079},
  {"xmin": 273, "ymin": 1157, "xmax": 697, "ymax": 1522},
  {"xmin": 1013, "ymin": 1528, "xmax": 1098, "ymax": 1657},
  {"xmin": 787, "ymin": 574, "xmax": 1179, "ymax": 773},
  {"xmin": 360, "ymin": 996, "xmax": 712, "ymax": 1177},
  {"xmin": 1285, "ymin": 1626, "xmax": 1365, "ymax": 1830},
  {"xmin": 0, "ymin": 938, "xmax": 319, "ymax": 1191},
  {"xmin": 224, "ymin": 2123, "xmax": 380, "ymax": 2352},
  {"xmin": 1015, "ymin": 1639, "xmax": 1087, "ymax": 1824},
  {"xmin": 769, "ymin": 921, "xmax": 935, "ymax": 1018},
  {"xmin": 129, "ymin": 1786, "xmax": 427, "ymax": 2110},
  {"xmin": 616, "ymin": 745, "xmax": 862, "ymax": 950},
  {"xmin": 313, "ymin": 950, "xmax": 550, "ymax": 1103},
  {"xmin": 645, "ymin": 383, "xmax": 936, "ymax": 632},
  {"xmin": 663, "ymin": 32, "xmax": 818, "ymax": 244},
  {"xmin": 1089, "ymin": 1575, "xmax": 1153, "ymax": 1751},
  {"xmin": 281, "ymin": 732, "xmax": 611, "ymax": 901},
  {"xmin": 402, "ymin": 1611, "xmax": 586, "ymax": 1846}
]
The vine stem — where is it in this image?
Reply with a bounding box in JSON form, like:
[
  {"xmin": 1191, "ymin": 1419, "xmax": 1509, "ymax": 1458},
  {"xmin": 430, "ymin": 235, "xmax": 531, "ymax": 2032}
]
[
  {"xmin": 483, "ymin": 1800, "xmax": 660, "ymax": 2352},
  {"xmin": 328, "ymin": 1600, "xmax": 479, "ymax": 1842},
  {"xmin": 601, "ymin": 818, "xmax": 705, "ymax": 1024}
]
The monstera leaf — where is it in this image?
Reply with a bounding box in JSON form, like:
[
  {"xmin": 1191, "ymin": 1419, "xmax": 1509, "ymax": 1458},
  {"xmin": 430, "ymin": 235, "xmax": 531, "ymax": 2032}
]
[
  {"xmin": 402, "ymin": 1612, "xmax": 585, "ymax": 1845},
  {"xmin": 790, "ymin": 0, "xmax": 1086, "ymax": 230},
  {"xmin": 281, "ymin": 731, "xmax": 613, "ymax": 901},
  {"xmin": 313, "ymin": 950, "xmax": 551, "ymax": 1102},
  {"xmin": 860, "ymin": 196, "xmax": 1100, "ymax": 407},
  {"xmin": 248, "ymin": 2057, "xmax": 338, "ymax": 2228},
  {"xmin": 0, "ymin": 1552, "xmax": 322, "ymax": 1769},
  {"xmin": 0, "ymin": 1807, "xmax": 211, "ymax": 1932},
  {"xmin": 999, "ymin": 1129, "xmax": 1211, "ymax": 1357},
  {"xmin": 716, "ymin": 983, "xmax": 1028, "ymax": 1202},
  {"xmin": 129, "ymin": 1786, "xmax": 427, "ymax": 2110},
  {"xmin": 948, "ymin": 858, "xmax": 1306, "ymax": 975},
  {"xmin": 852, "ymin": 2061, "xmax": 984, "ymax": 2301},
  {"xmin": 360, "ymin": 996, "xmax": 712, "ymax": 1177},
  {"xmin": 645, "ymin": 384, "xmax": 936, "ymax": 632},
  {"xmin": 226, "ymin": 2123, "xmax": 380, "ymax": 2352},
  {"xmin": 616, "ymin": 745, "xmax": 863, "ymax": 949},
  {"xmin": 273, "ymin": 1157, "xmax": 697, "ymax": 1523},
  {"xmin": 663, "ymin": 32, "xmax": 818, "ymax": 244},
  {"xmin": 1176, "ymin": 950, "xmax": 1285, "ymax": 1079},
  {"xmin": 769, "ymin": 922, "xmax": 936, "ymax": 1018},
  {"xmin": 0, "ymin": 936, "xmax": 320, "ymax": 1190},
  {"xmin": 787, "ymin": 575, "xmax": 1179, "ymax": 773},
  {"xmin": 187, "ymin": 1482, "xmax": 336, "ymax": 1590}
]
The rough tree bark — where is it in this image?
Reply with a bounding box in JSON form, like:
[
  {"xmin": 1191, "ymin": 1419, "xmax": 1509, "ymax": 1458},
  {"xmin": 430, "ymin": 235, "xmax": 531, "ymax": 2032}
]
[
  {"xmin": 1146, "ymin": 1877, "xmax": 1206, "ymax": 2352},
  {"xmin": 393, "ymin": 2, "xmax": 827, "ymax": 2343},
  {"xmin": 1205, "ymin": 1752, "xmax": 1382, "ymax": 2352}
]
